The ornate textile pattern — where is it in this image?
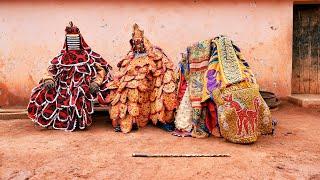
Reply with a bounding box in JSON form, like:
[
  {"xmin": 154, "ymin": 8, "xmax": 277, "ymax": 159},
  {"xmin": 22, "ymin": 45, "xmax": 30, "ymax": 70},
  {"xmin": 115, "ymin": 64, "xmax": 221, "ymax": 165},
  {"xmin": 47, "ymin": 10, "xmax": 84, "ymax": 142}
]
[
  {"xmin": 215, "ymin": 36, "xmax": 244, "ymax": 85},
  {"xmin": 187, "ymin": 40, "xmax": 211, "ymax": 109},
  {"xmin": 27, "ymin": 23, "xmax": 112, "ymax": 131},
  {"xmin": 202, "ymin": 37, "xmax": 257, "ymax": 102},
  {"xmin": 174, "ymin": 86, "xmax": 193, "ymax": 132},
  {"xmin": 209, "ymin": 36, "xmax": 272, "ymax": 143},
  {"xmin": 175, "ymin": 40, "xmax": 213, "ymax": 138},
  {"xmin": 202, "ymin": 40, "xmax": 221, "ymax": 102},
  {"xmin": 188, "ymin": 40, "xmax": 211, "ymax": 137},
  {"xmin": 175, "ymin": 36, "xmax": 272, "ymax": 142},
  {"xmin": 213, "ymin": 84, "xmax": 271, "ymax": 143}
]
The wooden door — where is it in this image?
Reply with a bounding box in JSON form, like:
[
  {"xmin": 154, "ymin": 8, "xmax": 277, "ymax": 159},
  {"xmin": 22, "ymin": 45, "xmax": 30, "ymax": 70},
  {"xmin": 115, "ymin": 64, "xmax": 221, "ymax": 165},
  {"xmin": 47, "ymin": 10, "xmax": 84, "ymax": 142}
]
[{"xmin": 292, "ymin": 5, "xmax": 320, "ymax": 94}]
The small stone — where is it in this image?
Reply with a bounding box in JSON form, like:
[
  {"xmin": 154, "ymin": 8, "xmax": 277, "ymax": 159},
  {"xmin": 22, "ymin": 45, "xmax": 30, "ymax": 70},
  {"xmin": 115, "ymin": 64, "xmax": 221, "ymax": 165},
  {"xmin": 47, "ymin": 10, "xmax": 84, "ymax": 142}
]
[{"xmin": 276, "ymin": 165, "xmax": 284, "ymax": 170}]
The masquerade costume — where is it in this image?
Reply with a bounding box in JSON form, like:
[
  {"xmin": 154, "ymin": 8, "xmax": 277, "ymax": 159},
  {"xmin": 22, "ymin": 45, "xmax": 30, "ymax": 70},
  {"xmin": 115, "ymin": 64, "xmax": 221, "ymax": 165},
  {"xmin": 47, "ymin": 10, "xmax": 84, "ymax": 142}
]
[
  {"xmin": 27, "ymin": 22, "xmax": 112, "ymax": 131},
  {"xmin": 172, "ymin": 54, "xmax": 193, "ymax": 137},
  {"xmin": 175, "ymin": 36, "xmax": 272, "ymax": 143},
  {"xmin": 174, "ymin": 39, "xmax": 216, "ymax": 138},
  {"xmin": 106, "ymin": 24, "xmax": 178, "ymax": 133}
]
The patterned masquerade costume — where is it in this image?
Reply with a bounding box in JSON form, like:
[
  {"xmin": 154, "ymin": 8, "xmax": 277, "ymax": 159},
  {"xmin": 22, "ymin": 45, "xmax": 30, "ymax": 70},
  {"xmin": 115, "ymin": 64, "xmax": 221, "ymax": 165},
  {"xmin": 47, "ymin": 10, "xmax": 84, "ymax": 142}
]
[
  {"xmin": 106, "ymin": 24, "xmax": 178, "ymax": 133},
  {"xmin": 27, "ymin": 22, "xmax": 112, "ymax": 131},
  {"xmin": 173, "ymin": 54, "xmax": 193, "ymax": 136},
  {"xmin": 175, "ymin": 36, "xmax": 272, "ymax": 143},
  {"xmin": 174, "ymin": 40, "xmax": 217, "ymax": 138}
]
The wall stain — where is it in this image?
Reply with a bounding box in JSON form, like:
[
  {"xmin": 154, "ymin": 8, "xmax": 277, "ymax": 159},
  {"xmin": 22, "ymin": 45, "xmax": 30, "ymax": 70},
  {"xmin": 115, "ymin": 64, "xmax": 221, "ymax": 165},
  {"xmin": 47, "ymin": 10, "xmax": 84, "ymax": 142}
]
[
  {"xmin": 270, "ymin": 26, "xmax": 278, "ymax": 30},
  {"xmin": 0, "ymin": 82, "xmax": 29, "ymax": 108},
  {"xmin": 100, "ymin": 24, "xmax": 108, "ymax": 28}
]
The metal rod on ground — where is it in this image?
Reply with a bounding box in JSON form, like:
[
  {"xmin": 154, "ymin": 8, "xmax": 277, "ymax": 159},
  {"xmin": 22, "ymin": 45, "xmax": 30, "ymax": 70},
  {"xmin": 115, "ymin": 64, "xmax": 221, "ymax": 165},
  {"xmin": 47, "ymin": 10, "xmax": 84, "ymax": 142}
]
[{"xmin": 132, "ymin": 153, "xmax": 231, "ymax": 158}]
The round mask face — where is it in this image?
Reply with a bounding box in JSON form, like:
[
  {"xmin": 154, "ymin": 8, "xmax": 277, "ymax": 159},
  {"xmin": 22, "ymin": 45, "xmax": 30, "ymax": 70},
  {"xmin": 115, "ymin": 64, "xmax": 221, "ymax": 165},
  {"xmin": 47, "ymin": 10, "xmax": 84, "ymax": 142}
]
[{"xmin": 131, "ymin": 38, "xmax": 146, "ymax": 53}]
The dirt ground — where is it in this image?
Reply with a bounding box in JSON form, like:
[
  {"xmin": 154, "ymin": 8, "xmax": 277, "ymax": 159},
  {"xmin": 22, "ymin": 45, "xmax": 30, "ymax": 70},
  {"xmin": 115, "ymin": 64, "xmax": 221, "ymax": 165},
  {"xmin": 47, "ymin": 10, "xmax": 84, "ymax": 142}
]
[{"xmin": 0, "ymin": 101, "xmax": 320, "ymax": 180}]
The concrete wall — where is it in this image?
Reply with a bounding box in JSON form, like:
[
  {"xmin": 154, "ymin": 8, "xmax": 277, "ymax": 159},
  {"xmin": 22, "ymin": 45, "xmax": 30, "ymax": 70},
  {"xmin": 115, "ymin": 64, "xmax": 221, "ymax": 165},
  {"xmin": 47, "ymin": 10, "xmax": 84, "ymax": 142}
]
[{"xmin": 0, "ymin": 0, "xmax": 294, "ymax": 107}]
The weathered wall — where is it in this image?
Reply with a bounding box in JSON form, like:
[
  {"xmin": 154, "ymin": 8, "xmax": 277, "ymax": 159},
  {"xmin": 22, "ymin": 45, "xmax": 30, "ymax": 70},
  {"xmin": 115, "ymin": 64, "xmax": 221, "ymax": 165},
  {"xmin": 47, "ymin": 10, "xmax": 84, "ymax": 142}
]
[{"xmin": 0, "ymin": 0, "xmax": 293, "ymax": 107}]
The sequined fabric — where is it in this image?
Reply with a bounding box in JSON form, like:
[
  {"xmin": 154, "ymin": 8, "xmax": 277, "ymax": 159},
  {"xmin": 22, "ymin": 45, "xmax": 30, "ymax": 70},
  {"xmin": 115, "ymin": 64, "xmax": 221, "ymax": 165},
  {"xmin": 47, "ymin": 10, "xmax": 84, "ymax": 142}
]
[{"xmin": 208, "ymin": 36, "xmax": 272, "ymax": 143}]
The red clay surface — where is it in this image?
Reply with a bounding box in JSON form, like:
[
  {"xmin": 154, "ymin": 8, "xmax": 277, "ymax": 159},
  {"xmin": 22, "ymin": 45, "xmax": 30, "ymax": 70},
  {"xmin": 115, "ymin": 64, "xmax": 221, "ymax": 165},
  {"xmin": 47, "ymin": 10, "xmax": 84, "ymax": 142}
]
[{"xmin": 0, "ymin": 101, "xmax": 320, "ymax": 179}]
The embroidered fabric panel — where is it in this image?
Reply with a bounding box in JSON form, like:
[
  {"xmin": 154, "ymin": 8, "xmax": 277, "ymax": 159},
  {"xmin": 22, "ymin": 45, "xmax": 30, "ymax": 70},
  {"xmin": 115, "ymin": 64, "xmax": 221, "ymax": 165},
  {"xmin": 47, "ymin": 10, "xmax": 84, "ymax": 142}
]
[
  {"xmin": 186, "ymin": 40, "xmax": 211, "ymax": 108},
  {"xmin": 216, "ymin": 36, "xmax": 244, "ymax": 85},
  {"xmin": 215, "ymin": 85, "xmax": 265, "ymax": 143},
  {"xmin": 187, "ymin": 40, "xmax": 211, "ymax": 73}
]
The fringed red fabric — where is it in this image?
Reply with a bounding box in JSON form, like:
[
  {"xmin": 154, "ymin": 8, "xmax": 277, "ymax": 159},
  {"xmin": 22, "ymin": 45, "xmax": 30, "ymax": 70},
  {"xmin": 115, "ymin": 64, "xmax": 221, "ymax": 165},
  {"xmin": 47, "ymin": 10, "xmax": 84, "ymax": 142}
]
[
  {"xmin": 203, "ymin": 100, "xmax": 218, "ymax": 134},
  {"xmin": 177, "ymin": 74, "xmax": 187, "ymax": 103}
]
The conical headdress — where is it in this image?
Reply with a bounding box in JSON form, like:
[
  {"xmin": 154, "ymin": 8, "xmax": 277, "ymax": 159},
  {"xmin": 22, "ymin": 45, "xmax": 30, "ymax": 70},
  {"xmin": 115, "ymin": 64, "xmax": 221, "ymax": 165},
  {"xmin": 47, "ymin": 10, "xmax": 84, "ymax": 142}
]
[
  {"xmin": 132, "ymin": 23, "xmax": 144, "ymax": 39},
  {"xmin": 131, "ymin": 23, "xmax": 152, "ymax": 51}
]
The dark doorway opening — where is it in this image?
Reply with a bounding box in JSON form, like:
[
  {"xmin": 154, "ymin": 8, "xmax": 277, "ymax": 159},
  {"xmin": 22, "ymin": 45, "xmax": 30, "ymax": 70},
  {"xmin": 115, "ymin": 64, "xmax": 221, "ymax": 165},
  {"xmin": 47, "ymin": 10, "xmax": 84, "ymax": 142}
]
[{"xmin": 292, "ymin": 4, "xmax": 320, "ymax": 94}]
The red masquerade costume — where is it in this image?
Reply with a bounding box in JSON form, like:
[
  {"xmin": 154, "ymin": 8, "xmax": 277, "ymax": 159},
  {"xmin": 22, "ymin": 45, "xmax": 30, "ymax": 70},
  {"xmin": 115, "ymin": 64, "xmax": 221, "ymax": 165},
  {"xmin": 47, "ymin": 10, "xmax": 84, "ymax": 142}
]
[{"xmin": 27, "ymin": 22, "xmax": 112, "ymax": 131}]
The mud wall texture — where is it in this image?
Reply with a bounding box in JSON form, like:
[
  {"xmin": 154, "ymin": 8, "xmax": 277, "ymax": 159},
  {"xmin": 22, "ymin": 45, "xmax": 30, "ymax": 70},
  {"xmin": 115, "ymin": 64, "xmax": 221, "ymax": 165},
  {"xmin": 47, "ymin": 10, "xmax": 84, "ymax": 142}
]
[{"xmin": 0, "ymin": 0, "xmax": 294, "ymax": 107}]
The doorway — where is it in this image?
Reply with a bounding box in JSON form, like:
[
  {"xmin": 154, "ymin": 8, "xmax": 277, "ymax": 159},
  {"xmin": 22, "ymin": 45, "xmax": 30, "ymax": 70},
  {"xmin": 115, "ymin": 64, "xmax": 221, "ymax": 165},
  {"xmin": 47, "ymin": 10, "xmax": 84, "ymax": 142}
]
[{"xmin": 292, "ymin": 4, "xmax": 320, "ymax": 94}]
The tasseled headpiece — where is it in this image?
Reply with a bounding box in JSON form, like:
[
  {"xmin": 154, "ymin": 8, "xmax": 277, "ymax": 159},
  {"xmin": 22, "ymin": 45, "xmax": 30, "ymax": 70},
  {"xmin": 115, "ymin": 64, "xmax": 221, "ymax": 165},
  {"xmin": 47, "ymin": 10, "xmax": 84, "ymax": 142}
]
[
  {"xmin": 65, "ymin": 21, "xmax": 80, "ymax": 34},
  {"xmin": 64, "ymin": 21, "xmax": 81, "ymax": 50}
]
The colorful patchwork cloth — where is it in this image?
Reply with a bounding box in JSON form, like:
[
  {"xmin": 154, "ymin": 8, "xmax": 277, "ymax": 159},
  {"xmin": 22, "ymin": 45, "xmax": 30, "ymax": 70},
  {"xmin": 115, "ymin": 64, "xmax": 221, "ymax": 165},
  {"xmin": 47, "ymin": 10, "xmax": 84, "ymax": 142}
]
[
  {"xmin": 27, "ymin": 22, "xmax": 112, "ymax": 131},
  {"xmin": 174, "ymin": 36, "xmax": 272, "ymax": 142},
  {"xmin": 202, "ymin": 36, "xmax": 256, "ymax": 101},
  {"xmin": 204, "ymin": 36, "xmax": 272, "ymax": 143},
  {"xmin": 174, "ymin": 40, "xmax": 214, "ymax": 138},
  {"xmin": 106, "ymin": 24, "xmax": 178, "ymax": 133}
]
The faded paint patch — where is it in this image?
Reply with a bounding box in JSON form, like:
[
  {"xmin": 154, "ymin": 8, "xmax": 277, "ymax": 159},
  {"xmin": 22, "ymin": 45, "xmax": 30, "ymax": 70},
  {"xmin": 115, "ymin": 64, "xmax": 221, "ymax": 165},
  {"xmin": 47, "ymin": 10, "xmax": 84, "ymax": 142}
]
[{"xmin": 0, "ymin": 82, "xmax": 29, "ymax": 107}]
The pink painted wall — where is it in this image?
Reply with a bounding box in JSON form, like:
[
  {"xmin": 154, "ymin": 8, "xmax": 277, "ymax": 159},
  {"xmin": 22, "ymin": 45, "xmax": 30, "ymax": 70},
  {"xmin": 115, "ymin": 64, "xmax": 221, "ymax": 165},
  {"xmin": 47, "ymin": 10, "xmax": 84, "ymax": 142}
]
[{"xmin": 0, "ymin": 0, "xmax": 294, "ymax": 107}]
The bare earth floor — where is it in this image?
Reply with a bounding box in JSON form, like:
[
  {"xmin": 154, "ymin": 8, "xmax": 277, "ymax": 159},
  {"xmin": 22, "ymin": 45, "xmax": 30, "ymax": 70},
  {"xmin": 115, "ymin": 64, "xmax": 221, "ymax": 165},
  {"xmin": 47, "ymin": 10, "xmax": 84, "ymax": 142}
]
[{"xmin": 0, "ymin": 101, "xmax": 320, "ymax": 179}]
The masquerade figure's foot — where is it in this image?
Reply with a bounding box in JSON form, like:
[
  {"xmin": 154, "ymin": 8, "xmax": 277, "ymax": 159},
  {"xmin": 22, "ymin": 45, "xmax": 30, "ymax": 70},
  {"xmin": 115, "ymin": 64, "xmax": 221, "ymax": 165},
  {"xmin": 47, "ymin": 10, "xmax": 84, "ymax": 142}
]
[
  {"xmin": 191, "ymin": 128, "xmax": 209, "ymax": 138},
  {"xmin": 172, "ymin": 129, "xmax": 192, "ymax": 137},
  {"xmin": 157, "ymin": 122, "xmax": 175, "ymax": 132},
  {"xmin": 211, "ymin": 127, "xmax": 222, "ymax": 138},
  {"xmin": 132, "ymin": 123, "xmax": 139, "ymax": 131},
  {"xmin": 114, "ymin": 125, "xmax": 121, "ymax": 132}
]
